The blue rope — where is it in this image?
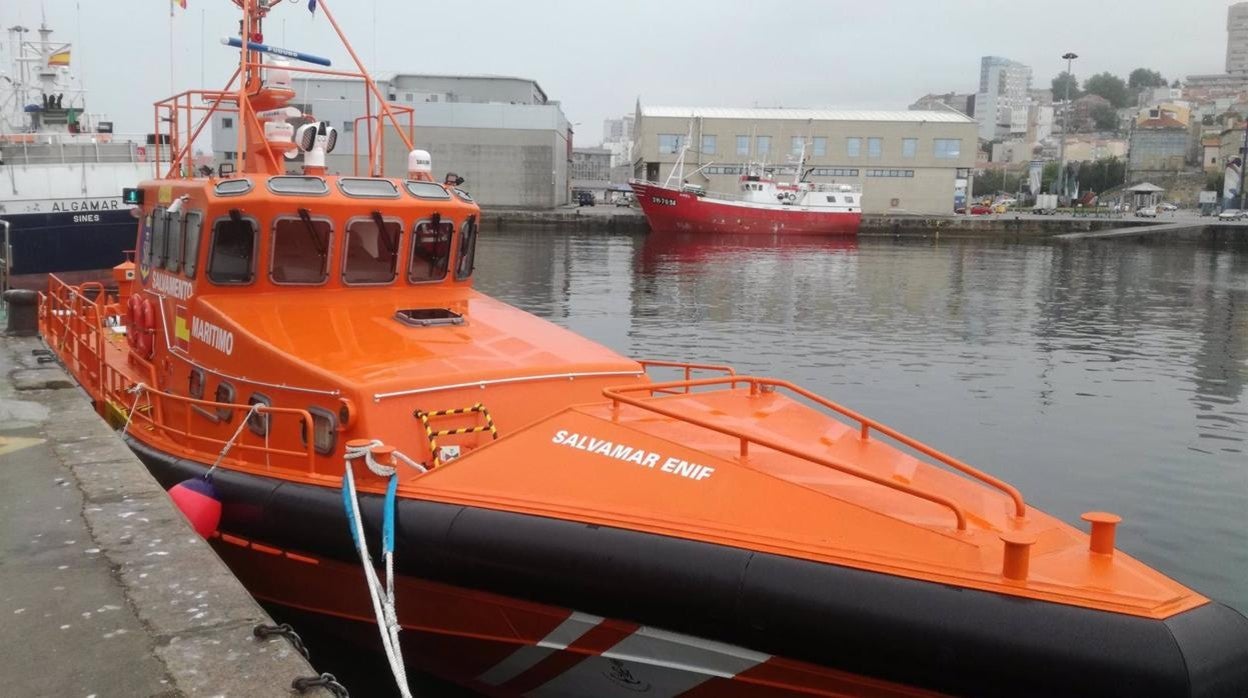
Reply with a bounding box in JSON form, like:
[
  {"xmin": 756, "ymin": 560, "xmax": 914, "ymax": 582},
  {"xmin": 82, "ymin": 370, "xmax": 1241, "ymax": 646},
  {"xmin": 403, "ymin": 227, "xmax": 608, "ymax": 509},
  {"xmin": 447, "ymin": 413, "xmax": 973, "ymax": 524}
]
[
  {"xmin": 383, "ymin": 474, "xmax": 398, "ymax": 555},
  {"xmin": 342, "ymin": 468, "xmax": 360, "ymax": 549}
]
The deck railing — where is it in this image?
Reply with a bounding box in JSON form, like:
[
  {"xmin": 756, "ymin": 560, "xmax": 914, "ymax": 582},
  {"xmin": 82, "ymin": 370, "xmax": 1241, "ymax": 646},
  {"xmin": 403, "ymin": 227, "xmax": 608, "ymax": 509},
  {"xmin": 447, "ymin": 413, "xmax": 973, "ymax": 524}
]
[
  {"xmin": 39, "ymin": 275, "xmax": 317, "ymax": 473},
  {"xmin": 604, "ymin": 375, "xmax": 1032, "ymax": 530}
]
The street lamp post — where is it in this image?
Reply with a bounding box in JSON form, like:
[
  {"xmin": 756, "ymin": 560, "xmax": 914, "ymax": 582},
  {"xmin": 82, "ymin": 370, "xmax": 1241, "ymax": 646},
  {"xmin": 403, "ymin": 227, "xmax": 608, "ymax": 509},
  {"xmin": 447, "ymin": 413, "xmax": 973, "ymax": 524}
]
[{"xmin": 1057, "ymin": 52, "xmax": 1078, "ymax": 202}]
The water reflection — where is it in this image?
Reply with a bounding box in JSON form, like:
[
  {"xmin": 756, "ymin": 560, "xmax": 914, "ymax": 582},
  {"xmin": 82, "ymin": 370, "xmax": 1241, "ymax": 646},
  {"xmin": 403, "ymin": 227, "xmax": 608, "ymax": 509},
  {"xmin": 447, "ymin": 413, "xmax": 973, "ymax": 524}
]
[{"xmin": 476, "ymin": 230, "xmax": 1248, "ymax": 612}]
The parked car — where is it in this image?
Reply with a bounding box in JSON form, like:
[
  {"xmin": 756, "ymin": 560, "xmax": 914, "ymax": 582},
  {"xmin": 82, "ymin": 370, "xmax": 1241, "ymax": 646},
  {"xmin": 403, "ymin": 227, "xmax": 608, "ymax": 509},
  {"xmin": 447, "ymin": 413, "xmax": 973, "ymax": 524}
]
[
  {"xmin": 614, "ymin": 195, "xmax": 632, "ymax": 207},
  {"xmin": 1135, "ymin": 206, "xmax": 1158, "ymax": 218},
  {"xmin": 575, "ymin": 190, "xmax": 595, "ymax": 207},
  {"xmin": 1158, "ymin": 202, "xmax": 1178, "ymax": 212},
  {"xmin": 968, "ymin": 204, "xmax": 994, "ymax": 215},
  {"xmin": 1217, "ymin": 208, "xmax": 1245, "ymax": 221}
]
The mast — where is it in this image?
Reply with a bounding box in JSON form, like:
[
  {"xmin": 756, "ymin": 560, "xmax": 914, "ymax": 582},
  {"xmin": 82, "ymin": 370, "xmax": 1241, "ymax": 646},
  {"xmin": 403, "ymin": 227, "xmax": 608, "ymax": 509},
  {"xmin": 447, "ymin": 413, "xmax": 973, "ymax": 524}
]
[{"xmin": 662, "ymin": 117, "xmax": 695, "ymax": 189}]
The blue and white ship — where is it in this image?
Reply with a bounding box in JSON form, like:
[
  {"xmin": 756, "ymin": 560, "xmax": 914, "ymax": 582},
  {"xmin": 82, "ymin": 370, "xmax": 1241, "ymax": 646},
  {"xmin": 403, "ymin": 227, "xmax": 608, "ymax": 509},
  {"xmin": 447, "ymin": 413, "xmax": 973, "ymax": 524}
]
[{"xmin": 1, "ymin": 21, "xmax": 161, "ymax": 290}]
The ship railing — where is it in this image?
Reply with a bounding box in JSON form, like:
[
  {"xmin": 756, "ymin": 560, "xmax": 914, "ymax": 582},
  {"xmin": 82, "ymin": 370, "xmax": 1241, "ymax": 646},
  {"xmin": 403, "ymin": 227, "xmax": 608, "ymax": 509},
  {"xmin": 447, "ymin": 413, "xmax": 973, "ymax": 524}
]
[
  {"xmin": 39, "ymin": 275, "xmax": 317, "ymax": 473},
  {"xmin": 40, "ymin": 275, "xmax": 110, "ymax": 389},
  {"xmin": 0, "ymin": 133, "xmax": 153, "ymax": 165},
  {"xmin": 637, "ymin": 359, "xmax": 735, "ymax": 395},
  {"xmin": 102, "ymin": 360, "xmax": 318, "ymax": 473},
  {"xmin": 603, "ymin": 375, "xmax": 1030, "ymax": 530}
]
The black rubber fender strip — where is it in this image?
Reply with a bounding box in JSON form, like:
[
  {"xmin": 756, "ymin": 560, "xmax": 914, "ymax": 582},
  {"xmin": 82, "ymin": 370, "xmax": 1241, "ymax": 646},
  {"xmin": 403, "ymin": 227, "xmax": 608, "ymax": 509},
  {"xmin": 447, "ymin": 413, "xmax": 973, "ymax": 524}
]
[{"xmin": 128, "ymin": 437, "xmax": 1248, "ymax": 698}]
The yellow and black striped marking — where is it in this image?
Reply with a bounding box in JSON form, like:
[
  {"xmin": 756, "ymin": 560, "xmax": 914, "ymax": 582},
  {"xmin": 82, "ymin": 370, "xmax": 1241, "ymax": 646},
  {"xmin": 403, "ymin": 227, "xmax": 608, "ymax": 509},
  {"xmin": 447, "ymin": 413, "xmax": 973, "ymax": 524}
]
[{"xmin": 413, "ymin": 403, "xmax": 499, "ymax": 467}]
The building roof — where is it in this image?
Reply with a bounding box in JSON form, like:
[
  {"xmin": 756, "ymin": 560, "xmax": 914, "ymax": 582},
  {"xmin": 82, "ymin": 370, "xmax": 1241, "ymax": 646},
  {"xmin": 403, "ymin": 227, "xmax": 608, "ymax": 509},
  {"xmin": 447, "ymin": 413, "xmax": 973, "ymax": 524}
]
[
  {"xmin": 640, "ymin": 105, "xmax": 975, "ymax": 124},
  {"xmin": 1126, "ymin": 182, "xmax": 1165, "ymax": 193},
  {"xmin": 1137, "ymin": 115, "xmax": 1187, "ymax": 129},
  {"xmin": 292, "ymin": 72, "xmax": 548, "ymax": 102}
]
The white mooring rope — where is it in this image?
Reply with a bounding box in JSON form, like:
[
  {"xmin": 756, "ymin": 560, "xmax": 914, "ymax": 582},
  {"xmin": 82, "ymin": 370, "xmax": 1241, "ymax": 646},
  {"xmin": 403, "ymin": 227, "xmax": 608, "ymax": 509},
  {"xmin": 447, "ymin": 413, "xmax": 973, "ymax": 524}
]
[{"xmin": 343, "ymin": 442, "xmax": 420, "ymax": 698}]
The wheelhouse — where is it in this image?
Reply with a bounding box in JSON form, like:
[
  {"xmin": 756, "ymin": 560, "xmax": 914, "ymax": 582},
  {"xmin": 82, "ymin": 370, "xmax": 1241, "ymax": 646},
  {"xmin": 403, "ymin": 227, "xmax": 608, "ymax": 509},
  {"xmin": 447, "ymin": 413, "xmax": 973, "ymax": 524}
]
[{"xmin": 137, "ymin": 173, "xmax": 481, "ymax": 296}]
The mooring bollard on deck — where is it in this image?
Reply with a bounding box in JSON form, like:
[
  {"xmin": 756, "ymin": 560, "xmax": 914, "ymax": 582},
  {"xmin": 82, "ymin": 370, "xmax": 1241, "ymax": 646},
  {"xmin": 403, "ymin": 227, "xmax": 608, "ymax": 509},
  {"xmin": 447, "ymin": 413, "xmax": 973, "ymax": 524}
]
[{"xmin": 3, "ymin": 289, "xmax": 39, "ymax": 336}]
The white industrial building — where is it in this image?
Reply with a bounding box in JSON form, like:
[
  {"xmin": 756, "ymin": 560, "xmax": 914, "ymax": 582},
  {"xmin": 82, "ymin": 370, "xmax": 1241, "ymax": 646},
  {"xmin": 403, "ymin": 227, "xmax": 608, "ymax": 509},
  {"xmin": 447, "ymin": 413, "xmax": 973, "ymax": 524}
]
[{"xmin": 210, "ymin": 73, "xmax": 573, "ymax": 208}]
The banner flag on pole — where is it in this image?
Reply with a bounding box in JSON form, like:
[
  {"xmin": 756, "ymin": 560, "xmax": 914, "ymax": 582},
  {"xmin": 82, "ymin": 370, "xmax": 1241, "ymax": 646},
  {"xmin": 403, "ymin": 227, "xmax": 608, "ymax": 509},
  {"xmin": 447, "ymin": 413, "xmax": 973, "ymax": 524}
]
[{"xmin": 308, "ymin": 0, "xmax": 317, "ymax": 14}]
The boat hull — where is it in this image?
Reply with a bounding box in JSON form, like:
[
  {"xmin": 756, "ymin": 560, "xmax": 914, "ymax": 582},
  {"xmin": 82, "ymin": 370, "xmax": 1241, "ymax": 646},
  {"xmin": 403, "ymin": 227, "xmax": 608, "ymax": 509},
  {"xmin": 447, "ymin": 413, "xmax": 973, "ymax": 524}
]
[
  {"xmin": 127, "ymin": 436, "xmax": 1248, "ymax": 698},
  {"xmin": 629, "ymin": 182, "xmax": 860, "ymax": 236},
  {"xmin": 1, "ymin": 208, "xmax": 135, "ymax": 289}
]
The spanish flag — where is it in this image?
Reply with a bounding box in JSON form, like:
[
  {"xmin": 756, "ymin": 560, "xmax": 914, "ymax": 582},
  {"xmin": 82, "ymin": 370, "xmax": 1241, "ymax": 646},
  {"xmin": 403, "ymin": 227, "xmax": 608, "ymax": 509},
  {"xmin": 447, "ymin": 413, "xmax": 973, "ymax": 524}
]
[{"xmin": 48, "ymin": 49, "xmax": 70, "ymax": 67}]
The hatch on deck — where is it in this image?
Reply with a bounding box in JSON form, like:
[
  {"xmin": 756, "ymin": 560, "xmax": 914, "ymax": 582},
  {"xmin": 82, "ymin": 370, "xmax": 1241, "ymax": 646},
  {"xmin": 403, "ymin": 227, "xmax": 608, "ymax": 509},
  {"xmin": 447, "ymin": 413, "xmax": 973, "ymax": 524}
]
[{"xmin": 394, "ymin": 308, "xmax": 464, "ymax": 327}]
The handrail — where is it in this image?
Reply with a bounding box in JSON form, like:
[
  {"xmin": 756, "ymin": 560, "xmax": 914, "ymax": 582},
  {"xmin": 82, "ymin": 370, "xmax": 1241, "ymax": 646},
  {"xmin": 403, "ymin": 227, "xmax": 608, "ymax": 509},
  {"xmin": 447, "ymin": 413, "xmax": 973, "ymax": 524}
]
[
  {"xmin": 604, "ymin": 376, "xmax": 966, "ymax": 530},
  {"xmin": 637, "ymin": 358, "xmax": 736, "ymax": 395},
  {"xmin": 109, "ymin": 366, "xmax": 317, "ymax": 470},
  {"xmin": 618, "ymin": 375, "xmax": 1026, "ymax": 518},
  {"xmin": 39, "ymin": 275, "xmax": 317, "ymax": 473},
  {"xmin": 604, "ymin": 375, "xmax": 1032, "ymax": 528}
]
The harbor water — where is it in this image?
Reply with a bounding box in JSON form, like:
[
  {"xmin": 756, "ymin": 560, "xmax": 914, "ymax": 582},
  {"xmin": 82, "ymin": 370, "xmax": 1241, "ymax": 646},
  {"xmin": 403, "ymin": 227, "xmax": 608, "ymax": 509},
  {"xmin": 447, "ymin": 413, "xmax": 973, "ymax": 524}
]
[{"xmin": 289, "ymin": 229, "xmax": 1248, "ymax": 695}]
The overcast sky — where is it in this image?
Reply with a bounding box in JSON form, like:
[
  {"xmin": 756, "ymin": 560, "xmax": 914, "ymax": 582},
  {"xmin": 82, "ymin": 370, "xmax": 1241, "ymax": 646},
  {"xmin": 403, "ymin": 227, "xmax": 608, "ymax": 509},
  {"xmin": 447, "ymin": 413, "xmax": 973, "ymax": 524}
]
[{"xmin": 2, "ymin": 0, "xmax": 1237, "ymax": 146}]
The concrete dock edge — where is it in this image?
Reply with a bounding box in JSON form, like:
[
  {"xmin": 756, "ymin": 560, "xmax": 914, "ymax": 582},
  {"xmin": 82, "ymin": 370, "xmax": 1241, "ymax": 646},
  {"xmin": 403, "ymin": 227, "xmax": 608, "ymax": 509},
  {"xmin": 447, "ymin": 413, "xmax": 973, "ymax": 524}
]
[{"xmin": 1, "ymin": 334, "xmax": 331, "ymax": 697}]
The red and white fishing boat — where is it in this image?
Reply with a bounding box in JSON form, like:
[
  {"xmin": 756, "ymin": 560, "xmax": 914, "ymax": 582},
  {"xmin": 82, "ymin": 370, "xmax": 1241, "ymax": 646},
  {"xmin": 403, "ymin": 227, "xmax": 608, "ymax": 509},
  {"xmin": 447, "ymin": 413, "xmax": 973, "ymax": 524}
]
[{"xmin": 630, "ymin": 138, "xmax": 861, "ymax": 236}]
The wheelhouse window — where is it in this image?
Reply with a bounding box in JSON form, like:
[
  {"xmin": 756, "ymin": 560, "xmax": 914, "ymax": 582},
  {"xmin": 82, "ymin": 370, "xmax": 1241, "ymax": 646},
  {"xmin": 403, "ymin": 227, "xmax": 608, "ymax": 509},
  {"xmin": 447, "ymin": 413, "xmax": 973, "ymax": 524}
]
[
  {"xmin": 339, "ymin": 178, "xmax": 400, "ymax": 198},
  {"xmin": 268, "ymin": 176, "xmax": 329, "ymax": 196},
  {"xmin": 163, "ymin": 209, "xmax": 182, "ymax": 272},
  {"xmin": 343, "ymin": 214, "xmax": 401, "ymax": 284},
  {"xmin": 183, "ymin": 211, "xmax": 203, "ymax": 278},
  {"xmin": 271, "ymin": 210, "xmax": 332, "ymax": 284},
  {"xmin": 207, "ymin": 211, "xmax": 257, "ymax": 284},
  {"xmin": 149, "ymin": 207, "xmax": 168, "ymax": 269},
  {"xmin": 455, "ymin": 215, "xmax": 478, "ymax": 281},
  {"xmin": 404, "ymin": 180, "xmax": 452, "ymax": 200},
  {"xmin": 409, "ymin": 216, "xmax": 453, "ymax": 283}
]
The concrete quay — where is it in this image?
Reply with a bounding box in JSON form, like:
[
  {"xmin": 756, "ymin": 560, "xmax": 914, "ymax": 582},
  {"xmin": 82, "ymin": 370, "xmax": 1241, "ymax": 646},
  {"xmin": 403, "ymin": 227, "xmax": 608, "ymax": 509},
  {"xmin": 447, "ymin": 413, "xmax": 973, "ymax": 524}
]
[
  {"xmin": 482, "ymin": 205, "xmax": 649, "ymax": 234},
  {"xmin": 0, "ymin": 334, "xmax": 329, "ymax": 697}
]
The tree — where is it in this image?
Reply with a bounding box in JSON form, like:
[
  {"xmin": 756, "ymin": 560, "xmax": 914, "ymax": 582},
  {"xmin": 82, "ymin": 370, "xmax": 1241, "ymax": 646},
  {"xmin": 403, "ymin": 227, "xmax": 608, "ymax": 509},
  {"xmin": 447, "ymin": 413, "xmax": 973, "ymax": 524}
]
[
  {"xmin": 1052, "ymin": 72, "xmax": 1080, "ymax": 100},
  {"xmin": 1042, "ymin": 161, "xmax": 1061, "ymax": 193},
  {"xmin": 972, "ymin": 169, "xmax": 1021, "ymax": 197},
  {"xmin": 1207, "ymin": 171, "xmax": 1225, "ymax": 195},
  {"xmin": 1171, "ymin": 78, "xmax": 1181, "ymax": 88},
  {"xmin": 1091, "ymin": 104, "xmax": 1120, "ymax": 132},
  {"xmin": 1128, "ymin": 68, "xmax": 1167, "ymax": 90},
  {"xmin": 1083, "ymin": 72, "xmax": 1130, "ymax": 108}
]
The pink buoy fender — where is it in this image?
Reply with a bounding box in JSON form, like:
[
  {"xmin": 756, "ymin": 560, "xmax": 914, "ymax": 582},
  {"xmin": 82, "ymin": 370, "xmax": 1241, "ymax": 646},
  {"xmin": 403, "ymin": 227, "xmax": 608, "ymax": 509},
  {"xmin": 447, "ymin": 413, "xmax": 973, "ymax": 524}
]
[{"xmin": 168, "ymin": 478, "xmax": 223, "ymax": 538}]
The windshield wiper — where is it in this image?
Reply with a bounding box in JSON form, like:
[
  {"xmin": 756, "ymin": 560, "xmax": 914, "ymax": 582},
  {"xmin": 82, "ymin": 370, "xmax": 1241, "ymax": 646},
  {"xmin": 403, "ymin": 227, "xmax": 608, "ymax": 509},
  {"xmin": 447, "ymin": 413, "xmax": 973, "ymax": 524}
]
[
  {"xmin": 298, "ymin": 208, "xmax": 327, "ymax": 258},
  {"xmin": 371, "ymin": 210, "xmax": 396, "ymax": 257}
]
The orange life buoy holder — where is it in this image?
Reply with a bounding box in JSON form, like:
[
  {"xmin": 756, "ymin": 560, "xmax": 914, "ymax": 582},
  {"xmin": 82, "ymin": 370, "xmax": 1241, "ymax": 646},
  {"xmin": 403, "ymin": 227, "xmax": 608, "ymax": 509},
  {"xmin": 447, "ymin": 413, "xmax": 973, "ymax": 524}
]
[{"xmin": 126, "ymin": 294, "xmax": 157, "ymax": 360}]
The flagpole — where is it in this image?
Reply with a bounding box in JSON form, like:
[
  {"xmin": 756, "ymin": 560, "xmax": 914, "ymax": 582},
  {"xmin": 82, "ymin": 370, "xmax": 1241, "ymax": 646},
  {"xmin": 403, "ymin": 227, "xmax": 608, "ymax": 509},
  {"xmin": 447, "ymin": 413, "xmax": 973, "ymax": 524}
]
[{"xmin": 169, "ymin": 1, "xmax": 175, "ymax": 95}]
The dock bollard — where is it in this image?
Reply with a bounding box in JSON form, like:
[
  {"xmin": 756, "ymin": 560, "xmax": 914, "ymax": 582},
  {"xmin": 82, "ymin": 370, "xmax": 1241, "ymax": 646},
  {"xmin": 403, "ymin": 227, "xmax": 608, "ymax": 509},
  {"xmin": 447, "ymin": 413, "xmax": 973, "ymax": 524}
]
[{"xmin": 3, "ymin": 289, "xmax": 39, "ymax": 336}]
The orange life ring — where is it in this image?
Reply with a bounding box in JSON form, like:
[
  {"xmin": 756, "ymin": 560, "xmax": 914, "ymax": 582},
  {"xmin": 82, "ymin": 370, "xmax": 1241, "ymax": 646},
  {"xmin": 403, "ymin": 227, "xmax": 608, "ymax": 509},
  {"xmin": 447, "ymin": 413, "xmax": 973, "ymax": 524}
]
[
  {"xmin": 126, "ymin": 294, "xmax": 143, "ymax": 351},
  {"xmin": 134, "ymin": 297, "xmax": 157, "ymax": 359}
]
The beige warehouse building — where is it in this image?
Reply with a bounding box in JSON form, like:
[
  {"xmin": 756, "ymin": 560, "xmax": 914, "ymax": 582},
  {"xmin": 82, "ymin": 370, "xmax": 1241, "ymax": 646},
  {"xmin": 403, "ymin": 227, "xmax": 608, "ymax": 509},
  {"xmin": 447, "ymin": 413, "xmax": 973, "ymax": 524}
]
[{"xmin": 633, "ymin": 106, "xmax": 977, "ymax": 215}]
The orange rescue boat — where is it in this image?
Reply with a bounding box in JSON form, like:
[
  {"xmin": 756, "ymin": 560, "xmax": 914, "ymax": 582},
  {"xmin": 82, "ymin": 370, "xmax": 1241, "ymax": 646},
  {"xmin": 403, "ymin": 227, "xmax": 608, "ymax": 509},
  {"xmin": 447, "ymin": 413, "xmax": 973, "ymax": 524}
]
[{"xmin": 38, "ymin": 1, "xmax": 1248, "ymax": 696}]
